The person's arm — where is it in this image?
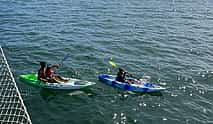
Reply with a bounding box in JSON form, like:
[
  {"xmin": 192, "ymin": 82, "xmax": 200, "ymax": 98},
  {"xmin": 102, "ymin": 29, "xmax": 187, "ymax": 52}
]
[
  {"xmin": 51, "ymin": 64, "xmax": 59, "ymax": 68},
  {"xmin": 39, "ymin": 78, "xmax": 48, "ymax": 82},
  {"xmin": 124, "ymin": 71, "xmax": 129, "ymax": 77}
]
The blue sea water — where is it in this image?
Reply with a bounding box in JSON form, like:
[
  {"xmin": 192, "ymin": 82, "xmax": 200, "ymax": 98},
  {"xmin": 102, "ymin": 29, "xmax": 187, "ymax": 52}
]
[{"xmin": 1, "ymin": 0, "xmax": 213, "ymax": 124}]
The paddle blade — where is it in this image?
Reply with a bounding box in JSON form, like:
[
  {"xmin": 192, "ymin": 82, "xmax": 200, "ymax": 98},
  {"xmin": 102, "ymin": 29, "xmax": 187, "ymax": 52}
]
[
  {"xmin": 62, "ymin": 54, "xmax": 70, "ymax": 62},
  {"xmin": 60, "ymin": 53, "xmax": 70, "ymax": 66},
  {"xmin": 109, "ymin": 60, "xmax": 117, "ymax": 67}
]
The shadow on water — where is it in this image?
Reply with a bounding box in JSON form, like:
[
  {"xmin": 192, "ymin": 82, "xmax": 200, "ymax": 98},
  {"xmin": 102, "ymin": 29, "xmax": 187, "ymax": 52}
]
[
  {"xmin": 40, "ymin": 88, "xmax": 97, "ymax": 101},
  {"xmin": 21, "ymin": 86, "xmax": 163, "ymax": 102}
]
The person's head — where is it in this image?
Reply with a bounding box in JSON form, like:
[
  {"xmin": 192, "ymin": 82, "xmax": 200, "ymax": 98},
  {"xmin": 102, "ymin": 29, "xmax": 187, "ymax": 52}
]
[
  {"xmin": 51, "ymin": 64, "xmax": 59, "ymax": 69},
  {"xmin": 40, "ymin": 61, "xmax": 47, "ymax": 68},
  {"xmin": 118, "ymin": 68, "xmax": 124, "ymax": 73}
]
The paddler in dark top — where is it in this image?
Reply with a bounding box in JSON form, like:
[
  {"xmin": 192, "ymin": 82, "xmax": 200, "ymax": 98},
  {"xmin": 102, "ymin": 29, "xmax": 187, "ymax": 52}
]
[
  {"xmin": 116, "ymin": 68, "xmax": 128, "ymax": 82},
  {"xmin": 38, "ymin": 61, "xmax": 48, "ymax": 82},
  {"xmin": 116, "ymin": 68, "xmax": 138, "ymax": 84}
]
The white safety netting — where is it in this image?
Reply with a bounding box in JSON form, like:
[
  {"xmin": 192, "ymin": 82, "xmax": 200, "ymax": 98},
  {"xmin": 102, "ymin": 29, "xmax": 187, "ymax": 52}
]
[{"xmin": 0, "ymin": 46, "xmax": 32, "ymax": 124}]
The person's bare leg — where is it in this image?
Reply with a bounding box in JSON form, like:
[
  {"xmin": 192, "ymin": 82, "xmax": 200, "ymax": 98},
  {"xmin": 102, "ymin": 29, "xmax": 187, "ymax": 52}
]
[{"xmin": 54, "ymin": 76, "xmax": 69, "ymax": 83}]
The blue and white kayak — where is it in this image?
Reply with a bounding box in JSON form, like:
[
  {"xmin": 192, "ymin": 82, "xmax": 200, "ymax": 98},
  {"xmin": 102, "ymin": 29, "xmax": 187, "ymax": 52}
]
[{"xmin": 98, "ymin": 74, "xmax": 165, "ymax": 92}]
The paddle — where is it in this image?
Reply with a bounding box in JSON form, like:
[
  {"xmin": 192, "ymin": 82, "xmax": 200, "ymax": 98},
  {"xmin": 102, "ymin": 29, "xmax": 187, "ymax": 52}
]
[
  {"xmin": 59, "ymin": 53, "xmax": 77, "ymax": 75},
  {"xmin": 109, "ymin": 59, "xmax": 117, "ymax": 68},
  {"xmin": 59, "ymin": 53, "xmax": 70, "ymax": 66}
]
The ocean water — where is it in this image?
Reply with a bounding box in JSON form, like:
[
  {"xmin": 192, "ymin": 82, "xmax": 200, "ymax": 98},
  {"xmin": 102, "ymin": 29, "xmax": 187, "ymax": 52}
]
[{"xmin": 1, "ymin": 0, "xmax": 213, "ymax": 124}]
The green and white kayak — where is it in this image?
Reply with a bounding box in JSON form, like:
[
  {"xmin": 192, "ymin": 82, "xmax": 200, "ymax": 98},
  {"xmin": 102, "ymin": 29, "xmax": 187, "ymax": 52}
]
[{"xmin": 19, "ymin": 74, "xmax": 96, "ymax": 90}]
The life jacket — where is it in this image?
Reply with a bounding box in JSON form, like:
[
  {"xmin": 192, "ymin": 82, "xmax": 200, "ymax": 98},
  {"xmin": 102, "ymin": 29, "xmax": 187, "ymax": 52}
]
[{"xmin": 46, "ymin": 67, "xmax": 54, "ymax": 78}]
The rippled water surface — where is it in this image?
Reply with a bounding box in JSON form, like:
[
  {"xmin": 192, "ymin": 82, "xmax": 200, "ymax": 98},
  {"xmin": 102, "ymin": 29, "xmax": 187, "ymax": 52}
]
[{"xmin": 1, "ymin": 0, "xmax": 213, "ymax": 124}]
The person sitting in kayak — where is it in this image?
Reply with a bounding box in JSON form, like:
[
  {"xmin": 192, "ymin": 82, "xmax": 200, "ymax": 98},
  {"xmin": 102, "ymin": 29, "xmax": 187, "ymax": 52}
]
[
  {"xmin": 116, "ymin": 68, "xmax": 128, "ymax": 82},
  {"xmin": 45, "ymin": 64, "xmax": 69, "ymax": 83},
  {"xmin": 38, "ymin": 61, "xmax": 48, "ymax": 82},
  {"xmin": 115, "ymin": 68, "xmax": 142, "ymax": 84}
]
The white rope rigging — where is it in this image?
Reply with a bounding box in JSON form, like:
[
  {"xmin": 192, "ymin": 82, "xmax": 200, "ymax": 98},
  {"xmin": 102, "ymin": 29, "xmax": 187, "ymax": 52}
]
[{"xmin": 0, "ymin": 46, "xmax": 32, "ymax": 124}]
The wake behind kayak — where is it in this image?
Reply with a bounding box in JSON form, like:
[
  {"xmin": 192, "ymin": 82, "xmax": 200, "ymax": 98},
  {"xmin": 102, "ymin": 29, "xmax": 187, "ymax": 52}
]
[
  {"xmin": 98, "ymin": 74, "xmax": 165, "ymax": 93},
  {"xmin": 19, "ymin": 74, "xmax": 96, "ymax": 90}
]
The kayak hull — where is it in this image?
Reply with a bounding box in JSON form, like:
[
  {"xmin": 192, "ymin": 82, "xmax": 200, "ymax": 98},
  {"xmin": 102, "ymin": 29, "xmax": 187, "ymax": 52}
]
[
  {"xmin": 98, "ymin": 74, "xmax": 165, "ymax": 92},
  {"xmin": 19, "ymin": 74, "xmax": 95, "ymax": 90}
]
